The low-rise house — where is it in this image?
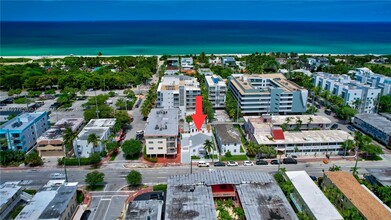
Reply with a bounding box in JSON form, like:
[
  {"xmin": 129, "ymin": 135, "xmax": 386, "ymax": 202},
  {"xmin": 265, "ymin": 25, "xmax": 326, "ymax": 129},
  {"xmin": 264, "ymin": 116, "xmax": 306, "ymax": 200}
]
[
  {"xmin": 144, "ymin": 108, "xmax": 179, "ymax": 157},
  {"xmin": 37, "ymin": 118, "xmax": 84, "ymax": 157},
  {"xmin": 165, "ymin": 58, "xmax": 180, "ymax": 75},
  {"xmin": 181, "ymin": 57, "xmax": 194, "ymax": 70},
  {"xmin": 0, "ymin": 182, "xmax": 23, "ymax": 220},
  {"xmin": 214, "ymin": 124, "xmax": 242, "ymax": 155},
  {"xmin": 74, "ymin": 118, "xmax": 116, "ymax": 158},
  {"xmin": 208, "ymin": 57, "xmax": 221, "ymax": 66},
  {"xmin": 285, "ymin": 171, "xmax": 343, "ymax": 220},
  {"xmin": 322, "ymin": 171, "xmax": 391, "ymax": 220},
  {"xmin": 181, "ymin": 133, "xmax": 215, "ymax": 163},
  {"xmin": 15, "ymin": 180, "xmax": 78, "ymax": 220},
  {"xmin": 353, "ymin": 113, "xmax": 391, "ymax": 146},
  {"xmin": 0, "ymin": 112, "xmax": 49, "ymax": 151},
  {"xmin": 198, "ymin": 68, "xmax": 214, "ymax": 76},
  {"xmin": 222, "ymin": 57, "xmax": 236, "ymax": 67}
]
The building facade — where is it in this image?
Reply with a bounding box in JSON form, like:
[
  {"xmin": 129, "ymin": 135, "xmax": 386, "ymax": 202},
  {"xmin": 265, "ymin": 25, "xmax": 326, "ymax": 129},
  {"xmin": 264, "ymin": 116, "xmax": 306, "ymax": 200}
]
[
  {"xmin": 313, "ymin": 72, "xmax": 381, "ymax": 113},
  {"xmin": 157, "ymin": 75, "xmax": 201, "ymax": 118},
  {"xmin": 205, "ymin": 75, "xmax": 227, "ymax": 108},
  {"xmin": 0, "ymin": 112, "xmax": 49, "ymax": 151},
  {"xmin": 352, "ymin": 67, "xmax": 391, "ymax": 95},
  {"xmin": 0, "ymin": 182, "xmax": 23, "ymax": 220},
  {"xmin": 228, "ymin": 74, "xmax": 308, "ymax": 115},
  {"xmin": 74, "ymin": 119, "xmax": 116, "ymax": 158},
  {"xmin": 353, "ymin": 114, "xmax": 391, "ymax": 146},
  {"xmin": 37, "ymin": 118, "xmax": 84, "ymax": 157},
  {"xmin": 144, "ymin": 108, "xmax": 178, "ymax": 156},
  {"xmin": 181, "ymin": 133, "xmax": 215, "ymax": 164},
  {"xmin": 214, "ymin": 124, "xmax": 242, "ymax": 155}
]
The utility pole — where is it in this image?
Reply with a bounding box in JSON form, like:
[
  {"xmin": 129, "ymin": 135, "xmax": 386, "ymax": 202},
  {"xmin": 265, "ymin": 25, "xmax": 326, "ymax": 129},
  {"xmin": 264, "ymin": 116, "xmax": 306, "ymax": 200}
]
[
  {"xmin": 190, "ymin": 157, "xmax": 193, "ymax": 174},
  {"xmin": 352, "ymin": 146, "xmax": 359, "ymax": 176}
]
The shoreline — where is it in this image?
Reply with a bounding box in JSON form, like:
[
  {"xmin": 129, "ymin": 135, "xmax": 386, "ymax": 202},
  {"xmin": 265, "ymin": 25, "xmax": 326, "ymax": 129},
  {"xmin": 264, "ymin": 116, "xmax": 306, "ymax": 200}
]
[{"xmin": 0, "ymin": 53, "xmax": 388, "ymax": 59}]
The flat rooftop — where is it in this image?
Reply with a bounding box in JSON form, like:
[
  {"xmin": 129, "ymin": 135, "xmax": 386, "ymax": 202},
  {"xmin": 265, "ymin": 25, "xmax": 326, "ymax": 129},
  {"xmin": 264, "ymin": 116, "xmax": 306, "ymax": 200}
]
[
  {"xmin": 15, "ymin": 180, "xmax": 78, "ymax": 220},
  {"xmin": 126, "ymin": 200, "xmax": 163, "ymax": 220},
  {"xmin": 0, "ymin": 181, "xmax": 22, "ymax": 209},
  {"xmin": 205, "ymin": 75, "xmax": 226, "ymax": 86},
  {"xmin": 158, "ymin": 75, "xmax": 200, "ymax": 91},
  {"xmin": 84, "ymin": 118, "xmax": 116, "ymax": 128},
  {"xmin": 55, "ymin": 118, "xmax": 84, "ymax": 131},
  {"xmin": 355, "ymin": 113, "xmax": 391, "ymax": 135},
  {"xmin": 198, "ymin": 68, "xmax": 213, "ymax": 76},
  {"xmin": 38, "ymin": 118, "xmax": 84, "ymax": 143},
  {"xmin": 0, "ymin": 112, "xmax": 46, "ymax": 131},
  {"xmin": 214, "ymin": 124, "xmax": 241, "ymax": 145},
  {"xmin": 285, "ymin": 171, "xmax": 343, "ymax": 220},
  {"xmin": 255, "ymin": 130, "xmax": 353, "ymax": 145},
  {"xmin": 78, "ymin": 127, "xmax": 109, "ymax": 140},
  {"xmin": 144, "ymin": 108, "xmax": 178, "ymax": 136},
  {"xmin": 366, "ymin": 168, "xmax": 391, "ymax": 187},
  {"xmin": 181, "ymin": 133, "xmax": 213, "ymax": 149},
  {"xmin": 269, "ymin": 115, "xmax": 332, "ymax": 125},
  {"xmin": 324, "ymin": 171, "xmax": 391, "ymax": 220},
  {"xmin": 166, "ymin": 170, "xmax": 297, "ymax": 220}
]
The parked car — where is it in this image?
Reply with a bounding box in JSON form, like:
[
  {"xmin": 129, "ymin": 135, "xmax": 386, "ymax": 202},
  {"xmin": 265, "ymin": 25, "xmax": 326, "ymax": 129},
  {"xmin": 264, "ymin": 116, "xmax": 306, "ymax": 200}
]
[
  {"xmin": 197, "ymin": 161, "xmax": 210, "ymax": 167},
  {"xmin": 80, "ymin": 210, "xmax": 91, "ymax": 220},
  {"xmin": 347, "ymin": 125, "xmax": 356, "ymax": 132},
  {"xmin": 243, "ymin": 161, "xmax": 254, "ymax": 166},
  {"xmin": 283, "ymin": 157, "xmax": 298, "ymax": 164},
  {"xmin": 309, "ymin": 176, "xmax": 317, "ymax": 181},
  {"xmin": 270, "ymin": 160, "xmax": 280, "ymax": 165},
  {"xmin": 325, "ymin": 109, "xmax": 332, "ymax": 115},
  {"xmin": 214, "ymin": 161, "xmax": 226, "ymax": 167},
  {"xmin": 255, "ymin": 159, "xmax": 268, "ymax": 165},
  {"xmin": 50, "ymin": 173, "xmax": 65, "ymax": 179},
  {"xmin": 290, "ymin": 154, "xmax": 298, "ymax": 158},
  {"xmin": 331, "ymin": 124, "xmax": 338, "ymax": 130},
  {"xmin": 227, "ymin": 161, "xmax": 238, "ymax": 166}
]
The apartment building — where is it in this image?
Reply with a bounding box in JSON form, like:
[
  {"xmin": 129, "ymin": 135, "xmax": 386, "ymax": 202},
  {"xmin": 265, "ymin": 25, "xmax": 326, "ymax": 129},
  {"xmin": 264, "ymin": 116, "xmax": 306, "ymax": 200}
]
[
  {"xmin": 37, "ymin": 118, "xmax": 84, "ymax": 157},
  {"xmin": 228, "ymin": 74, "xmax": 308, "ymax": 115},
  {"xmin": 165, "ymin": 58, "xmax": 180, "ymax": 75},
  {"xmin": 0, "ymin": 182, "xmax": 23, "ymax": 220},
  {"xmin": 157, "ymin": 75, "xmax": 201, "ymax": 118},
  {"xmin": 351, "ymin": 67, "xmax": 391, "ymax": 95},
  {"xmin": 144, "ymin": 108, "xmax": 178, "ymax": 156},
  {"xmin": 249, "ymin": 115, "xmax": 332, "ymax": 131},
  {"xmin": 313, "ymin": 72, "xmax": 381, "ymax": 113},
  {"xmin": 353, "ymin": 113, "xmax": 391, "ymax": 146},
  {"xmin": 245, "ymin": 116, "xmax": 353, "ymax": 157},
  {"xmin": 74, "ymin": 118, "xmax": 116, "ymax": 158},
  {"xmin": 205, "ymin": 74, "xmax": 227, "ymax": 108},
  {"xmin": 0, "ymin": 112, "xmax": 49, "ymax": 151},
  {"xmin": 15, "ymin": 180, "xmax": 78, "ymax": 220},
  {"xmin": 181, "ymin": 57, "xmax": 194, "ymax": 70}
]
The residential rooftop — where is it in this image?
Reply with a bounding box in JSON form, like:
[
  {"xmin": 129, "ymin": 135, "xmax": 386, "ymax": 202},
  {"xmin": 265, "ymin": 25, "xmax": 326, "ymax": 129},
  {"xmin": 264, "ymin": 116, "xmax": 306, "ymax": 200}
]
[
  {"xmin": 84, "ymin": 118, "xmax": 116, "ymax": 128},
  {"xmin": 144, "ymin": 108, "xmax": 178, "ymax": 137},
  {"xmin": 205, "ymin": 75, "xmax": 226, "ymax": 86},
  {"xmin": 165, "ymin": 170, "xmax": 297, "ymax": 220},
  {"xmin": 285, "ymin": 171, "xmax": 343, "ymax": 220},
  {"xmin": 37, "ymin": 118, "xmax": 84, "ymax": 144},
  {"xmin": 125, "ymin": 192, "xmax": 165, "ymax": 220},
  {"xmin": 324, "ymin": 171, "xmax": 391, "ymax": 220},
  {"xmin": 158, "ymin": 75, "xmax": 200, "ymax": 91},
  {"xmin": 0, "ymin": 181, "xmax": 22, "ymax": 210},
  {"xmin": 181, "ymin": 133, "xmax": 213, "ymax": 148},
  {"xmin": 355, "ymin": 113, "xmax": 391, "ymax": 135},
  {"xmin": 255, "ymin": 130, "xmax": 353, "ymax": 145},
  {"xmin": 78, "ymin": 127, "xmax": 110, "ymax": 140},
  {"xmin": 198, "ymin": 68, "xmax": 213, "ymax": 76},
  {"xmin": 268, "ymin": 115, "xmax": 332, "ymax": 125},
  {"xmin": 366, "ymin": 168, "xmax": 391, "ymax": 187},
  {"xmin": 15, "ymin": 180, "xmax": 78, "ymax": 220},
  {"xmin": 214, "ymin": 124, "xmax": 241, "ymax": 145},
  {"xmin": 0, "ymin": 112, "xmax": 47, "ymax": 131}
]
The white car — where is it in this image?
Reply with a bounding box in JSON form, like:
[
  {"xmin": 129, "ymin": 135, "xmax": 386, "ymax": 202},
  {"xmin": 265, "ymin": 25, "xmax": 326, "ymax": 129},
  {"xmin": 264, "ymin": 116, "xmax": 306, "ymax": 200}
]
[
  {"xmin": 227, "ymin": 161, "xmax": 239, "ymax": 166},
  {"xmin": 50, "ymin": 173, "xmax": 65, "ymax": 179},
  {"xmin": 243, "ymin": 161, "xmax": 254, "ymax": 166},
  {"xmin": 197, "ymin": 161, "xmax": 210, "ymax": 167}
]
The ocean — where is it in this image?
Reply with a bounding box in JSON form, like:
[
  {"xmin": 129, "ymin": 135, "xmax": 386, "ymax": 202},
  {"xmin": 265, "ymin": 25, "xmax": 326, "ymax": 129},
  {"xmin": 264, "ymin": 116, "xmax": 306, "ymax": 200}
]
[{"xmin": 1, "ymin": 21, "xmax": 390, "ymax": 56}]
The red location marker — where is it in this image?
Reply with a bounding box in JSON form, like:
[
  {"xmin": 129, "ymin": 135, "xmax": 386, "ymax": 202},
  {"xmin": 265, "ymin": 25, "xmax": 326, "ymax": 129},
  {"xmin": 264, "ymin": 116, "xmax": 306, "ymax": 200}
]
[{"xmin": 192, "ymin": 96, "xmax": 207, "ymax": 131}]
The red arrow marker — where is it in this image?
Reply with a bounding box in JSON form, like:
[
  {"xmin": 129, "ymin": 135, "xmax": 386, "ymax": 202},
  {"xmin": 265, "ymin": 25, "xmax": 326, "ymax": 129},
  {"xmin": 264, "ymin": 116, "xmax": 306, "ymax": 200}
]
[{"xmin": 192, "ymin": 96, "xmax": 206, "ymax": 131}]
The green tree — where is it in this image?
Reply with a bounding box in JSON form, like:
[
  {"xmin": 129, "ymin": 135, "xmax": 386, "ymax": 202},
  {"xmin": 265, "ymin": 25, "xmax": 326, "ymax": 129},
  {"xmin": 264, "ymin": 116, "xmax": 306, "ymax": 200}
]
[
  {"xmin": 185, "ymin": 115, "xmax": 193, "ymax": 123},
  {"xmin": 24, "ymin": 152, "xmax": 43, "ymax": 166},
  {"xmin": 63, "ymin": 128, "xmax": 78, "ymax": 153},
  {"xmin": 85, "ymin": 171, "xmax": 105, "ymax": 187},
  {"xmin": 87, "ymin": 133, "xmax": 100, "ymax": 153},
  {"xmin": 106, "ymin": 142, "xmax": 119, "ymax": 152},
  {"xmin": 336, "ymin": 105, "xmax": 357, "ymax": 120},
  {"xmin": 378, "ymin": 95, "xmax": 391, "ymax": 113},
  {"xmin": 122, "ymin": 139, "xmax": 142, "ymax": 158},
  {"xmin": 328, "ymin": 164, "xmax": 341, "ymax": 171},
  {"xmin": 90, "ymin": 152, "xmax": 102, "ymax": 165},
  {"xmin": 127, "ymin": 170, "xmax": 142, "ymax": 186},
  {"xmin": 373, "ymin": 186, "xmax": 391, "ymax": 207}
]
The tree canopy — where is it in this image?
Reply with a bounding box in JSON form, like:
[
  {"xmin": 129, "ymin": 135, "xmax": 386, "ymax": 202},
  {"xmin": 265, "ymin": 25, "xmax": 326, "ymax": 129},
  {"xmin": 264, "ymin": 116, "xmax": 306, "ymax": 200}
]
[
  {"xmin": 122, "ymin": 139, "xmax": 142, "ymax": 158},
  {"xmin": 85, "ymin": 171, "xmax": 105, "ymax": 187},
  {"xmin": 126, "ymin": 170, "xmax": 142, "ymax": 186}
]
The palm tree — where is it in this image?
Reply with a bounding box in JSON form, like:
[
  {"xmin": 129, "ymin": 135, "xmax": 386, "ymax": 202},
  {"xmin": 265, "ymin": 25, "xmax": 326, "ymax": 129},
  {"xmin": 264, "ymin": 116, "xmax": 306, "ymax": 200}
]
[
  {"xmin": 342, "ymin": 139, "xmax": 355, "ymax": 158},
  {"xmin": 308, "ymin": 117, "xmax": 313, "ymax": 128},
  {"xmin": 63, "ymin": 128, "xmax": 77, "ymax": 157},
  {"xmin": 352, "ymin": 99, "xmax": 362, "ymax": 112},
  {"xmin": 203, "ymin": 139, "xmax": 215, "ymax": 163},
  {"xmin": 87, "ymin": 133, "xmax": 100, "ymax": 153}
]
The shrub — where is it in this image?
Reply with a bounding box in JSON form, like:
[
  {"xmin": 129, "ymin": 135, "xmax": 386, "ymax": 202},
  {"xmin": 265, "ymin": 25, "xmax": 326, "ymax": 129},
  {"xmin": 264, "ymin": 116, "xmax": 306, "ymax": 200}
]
[
  {"xmin": 127, "ymin": 170, "xmax": 142, "ymax": 186},
  {"xmin": 85, "ymin": 171, "xmax": 105, "ymax": 187},
  {"xmin": 153, "ymin": 184, "xmax": 167, "ymax": 192},
  {"xmin": 100, "ymin": 150, "xmax": 107, "ymax": 157},
  {"xmin": 77, "ymin": 190, "xmax": 85, "ymax": 203},
  {"xmin": 225, "ymin": 150, "xmax": 232, "ymax": 158}
]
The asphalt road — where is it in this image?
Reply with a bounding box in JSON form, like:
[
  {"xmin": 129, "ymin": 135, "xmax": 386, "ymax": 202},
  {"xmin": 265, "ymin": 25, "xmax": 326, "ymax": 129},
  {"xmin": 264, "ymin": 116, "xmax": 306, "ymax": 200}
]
[{"xmin": 1, "ymin": 159, "xmax": 390, "ymax": 190}]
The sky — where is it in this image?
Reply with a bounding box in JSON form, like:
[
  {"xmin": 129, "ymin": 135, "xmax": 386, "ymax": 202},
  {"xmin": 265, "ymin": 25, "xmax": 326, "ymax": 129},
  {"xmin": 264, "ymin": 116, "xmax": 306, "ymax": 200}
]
[{"xmin": 1, "ymin": 0, "xmax": 391, "ymax": 22}]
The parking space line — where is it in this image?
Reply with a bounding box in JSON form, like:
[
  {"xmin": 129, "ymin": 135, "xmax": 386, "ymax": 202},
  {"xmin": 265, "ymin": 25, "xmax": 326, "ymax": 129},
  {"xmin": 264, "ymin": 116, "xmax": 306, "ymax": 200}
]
[{"xmin": 103, "ymin": 197, "xmax": 113, "ymax": 220}]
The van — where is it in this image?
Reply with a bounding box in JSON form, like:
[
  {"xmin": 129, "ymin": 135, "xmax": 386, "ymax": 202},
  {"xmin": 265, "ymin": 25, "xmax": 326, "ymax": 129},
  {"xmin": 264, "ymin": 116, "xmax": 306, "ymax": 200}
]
[{"xmin": 197, "ymin": 161, "xmax": 210, "ymax": 167}]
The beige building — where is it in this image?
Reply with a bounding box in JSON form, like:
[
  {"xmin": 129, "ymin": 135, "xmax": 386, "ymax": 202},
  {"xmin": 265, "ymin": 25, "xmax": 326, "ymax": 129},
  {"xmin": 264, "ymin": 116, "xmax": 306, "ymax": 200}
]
[
  {"xmin": 37, "ymin": 118, "xmax": 84, "ymax": 157},
  {"xmin": 323, "ymin": 171, "xmax": 391, "ymax": 220},
  {"xmin": 144, "ymin": 109, "xmax": 178, "ymax": 157}
]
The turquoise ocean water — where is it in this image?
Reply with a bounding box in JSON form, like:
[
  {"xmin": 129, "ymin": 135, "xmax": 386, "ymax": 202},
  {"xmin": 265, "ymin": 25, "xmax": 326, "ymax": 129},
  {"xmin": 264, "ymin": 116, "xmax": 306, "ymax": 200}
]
[{"xmin": 1, "ymin": 21, "xmax": 390, "ymax": 56}]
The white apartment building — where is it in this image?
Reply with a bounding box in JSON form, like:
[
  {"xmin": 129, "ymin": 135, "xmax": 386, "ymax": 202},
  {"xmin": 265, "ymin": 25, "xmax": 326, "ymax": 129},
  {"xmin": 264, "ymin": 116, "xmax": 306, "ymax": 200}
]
[
  {"xmin": 205, "ymin": 74, "xmax": 227, "ymax": 108},
  {"xmin": 351, "ymin": 67, "xmax": 391, "ymax": 95},
  {"xmin": 74, "ymin": 118, "xmax": 116, "ymax": 158},
  {"xmin": 313, "ymin": 72, "xmax": 381, "ymax": 113},
  {"xmin": 157, "ymin": 75, "xmax": 201, "ymax": 118},
  {"xmin": 214, "ymin": 124, "xmax": 242, "ymax": 155},
  {"xmin": 181, "ymin": 132, "xmax": 215, "ymax": 164},
  {"xmin": 181, "ymin": 57, "xmax": 194, "ymax": 70},
  {"xmin": 144, "ymin": 108, "xmax": 179, "ymax": 156}
]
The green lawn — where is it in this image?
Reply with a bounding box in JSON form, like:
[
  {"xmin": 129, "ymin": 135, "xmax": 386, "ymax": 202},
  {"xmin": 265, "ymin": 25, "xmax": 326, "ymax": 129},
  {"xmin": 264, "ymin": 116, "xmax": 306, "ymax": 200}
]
[{"xmin": 220, "ymin": 154, "xmax": 248, "ymax": 161}]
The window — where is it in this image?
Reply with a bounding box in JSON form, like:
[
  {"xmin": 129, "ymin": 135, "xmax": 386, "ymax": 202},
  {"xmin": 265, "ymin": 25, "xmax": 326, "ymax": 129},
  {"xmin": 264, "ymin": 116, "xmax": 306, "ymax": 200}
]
[
  {"xmin": 148, "ymin": 141, "xmax": 153, "ymax": 144},
  {"xmin": 193, "ymin": 149, "xmax": 196, "ymax": 152},
  {"xmin": 148, "ymin": 147, "xmax": 154, "ymax": 150},
  {"xmin": 158, "ymin": 141, "xmax": 163, "ymax": 144},
  {"xmin": 158, "ymin": 147, "xmax": 163, "ymax": 150},
  {"xmin": 234, "ymin": 149, "xmax": 237, "ymax": 152}
]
